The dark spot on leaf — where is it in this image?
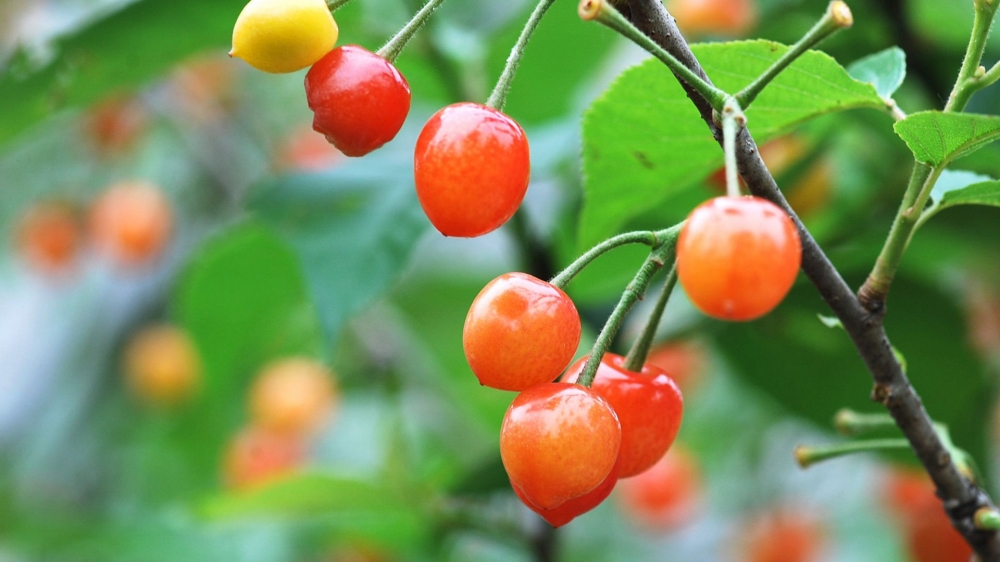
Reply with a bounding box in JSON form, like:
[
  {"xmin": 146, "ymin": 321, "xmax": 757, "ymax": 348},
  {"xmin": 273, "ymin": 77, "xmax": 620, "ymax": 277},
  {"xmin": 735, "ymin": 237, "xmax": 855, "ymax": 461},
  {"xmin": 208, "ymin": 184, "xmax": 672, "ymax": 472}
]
[{"xmin": 634, "ymin": 151, "xmax": 654, "ymax": 169}]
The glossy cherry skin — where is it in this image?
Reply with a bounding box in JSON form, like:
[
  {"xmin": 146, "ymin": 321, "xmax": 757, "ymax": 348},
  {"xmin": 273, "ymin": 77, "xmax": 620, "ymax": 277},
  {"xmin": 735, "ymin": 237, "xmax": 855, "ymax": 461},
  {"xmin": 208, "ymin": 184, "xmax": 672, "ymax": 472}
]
[
  {"xmin": 305, "ymin": 45, "xmax": 411, "ymax": 157},
  {"xmin": 677, "ymin": 196, "xmax": 801, "ymax": 321},
  {"xmin": 464, "ymin": 272, "xmax": 581, "ymax": 391},
  {"xmin": 500, "ymin": 383, "xmax": 621, "ymax": 510},
  {"xmin": 563, "ymin": 353, "xmax": 683, "ymax": 477},
  {"xmin": 414, "ymin": 102, "xmax": 530, "ymax": 237},
  {"xmin": 667, "ymin": 0, "xmax": 757, "ymax": 38},
  {"xmin": 616, "ymin": 447, "xmax": 701, "ymax": 531},
  {"xmin": 512, "ymin": 457, "xmax": 620, "ymax": 527}
]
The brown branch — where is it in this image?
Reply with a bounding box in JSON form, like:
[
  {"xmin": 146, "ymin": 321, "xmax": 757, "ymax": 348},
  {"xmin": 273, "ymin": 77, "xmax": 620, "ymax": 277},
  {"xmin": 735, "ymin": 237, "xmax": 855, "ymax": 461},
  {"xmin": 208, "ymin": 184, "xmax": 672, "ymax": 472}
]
[{"xmin": 622, "ymin": 0, "xmax": 1000, "ymax": 557}]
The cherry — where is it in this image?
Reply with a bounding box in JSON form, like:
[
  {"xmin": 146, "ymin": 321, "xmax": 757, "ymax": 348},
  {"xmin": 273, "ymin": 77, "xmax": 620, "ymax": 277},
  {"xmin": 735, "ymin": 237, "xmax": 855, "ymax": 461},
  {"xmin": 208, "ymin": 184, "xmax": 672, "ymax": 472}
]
[
  {"xmin": 883, "ymin": 467, "xmax": 973, "ymax": 562},
  {"xmin": 677, "ymin": 196, "xmax": 801, "ymax": 321},
  {"xmin": 84, "ymin": 96, "xmax": 147, "ymax": 157},
  {"xmin": 666, "ymin": 0, "xmax": 757, "ymax": 38},
  {"xmin": 414, "ymin": 102, "xmax": 530, "ymax": 237},
  {"xmin": 500, "ymin": 383, "xmax": 621, "ymax": 510},
  {"xmin": 645, "ymin": 339, "xmax": 707, "ymax": 394},
  {"xmin": 123, "ymin": 324, "xmax": 202, "ymax": 406},
  {"xmin": 223, "ymin": 426, "xmax": 305, "ymax": 490},
  {"xmin": 250, "ymin": 357, "xmax": 337, "ymax": 436},
  {"xmin": 230, "ymin": 0, "xmax": 338, "ymax": 74},
  {"xmin": 15, "ymin": 201, "xmax": 81, "ymax": 275},
  {"xmin": 88, "ymin": 180, "xmax": 173, "ymax": 267},
  {"xmin": 512, "ymin": 457, "xmax": 621, "ymax": 527},
  {"xmin": 305, "ymin": 46, "xmax": 411, "ymax": 157},
  {"xmin": 741, "ymin": 509, "xmax": 825, "ymax": 562},
  {"xmin": 464, "ymin": 272, "xmax": 581, "ymax": 391},
  {"xmin": 562, "ymin": 353, "xmax": 683, "ymax": 477},
  {"xmin": 616, "ymin": 447, "xmax": 702, "ymax": 531}
]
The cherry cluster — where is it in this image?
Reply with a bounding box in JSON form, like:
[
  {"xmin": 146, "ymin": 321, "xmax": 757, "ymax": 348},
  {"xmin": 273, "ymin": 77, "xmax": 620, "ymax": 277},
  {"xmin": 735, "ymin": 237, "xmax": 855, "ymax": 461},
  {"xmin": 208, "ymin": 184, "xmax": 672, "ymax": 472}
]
[
  {"xmin": 231, "ymin": 0, "xmax": 530, "ymax": 238},
  {"xmin": 464, "ymin": 272, "xmax": 684, "ymax": 526}
]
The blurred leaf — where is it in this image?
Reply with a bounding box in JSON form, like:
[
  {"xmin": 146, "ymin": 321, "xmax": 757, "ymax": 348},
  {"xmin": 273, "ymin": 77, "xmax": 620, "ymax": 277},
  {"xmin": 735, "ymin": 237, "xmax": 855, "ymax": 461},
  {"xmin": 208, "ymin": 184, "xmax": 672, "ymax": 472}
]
[
  {"xmin": 894, "ymin": 112, "xmax": 1000, "ymax": 167},
  {"xmin": 580, "ymin": 40, "xmax": 883, "ymax": 247},
  {"xmin": 201, "ymin": 473, "xmax": 416, "ymax": 518},
  {"xmin": 714, "ymin": 275, "xmax": 990, "ymax": 467},
  {"xmin": 920, "ymin": 169, "xmax": 1000, "ymax": 223},
  {"xmin": 249, "ymin": 151, "xmax": 427, "ymax": 343},
  {"xmin": 173, "ymin": 223, "xmax": 323, "ymax": 400},
  {"xmin": 847, "ymin": 47, "xmax": 906, "ymax": 100}
]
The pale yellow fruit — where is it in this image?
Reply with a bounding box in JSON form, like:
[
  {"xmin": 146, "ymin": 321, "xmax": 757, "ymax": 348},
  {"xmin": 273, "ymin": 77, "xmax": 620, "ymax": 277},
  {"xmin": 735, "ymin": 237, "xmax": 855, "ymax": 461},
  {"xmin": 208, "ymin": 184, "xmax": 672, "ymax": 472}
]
[
  {"xmin": 124, "ymin": 324, "xmax": 201, "ymax": 406},
  {"xmin": 230, "ymin": 0, "xmax": 338, "ymax": 74}
]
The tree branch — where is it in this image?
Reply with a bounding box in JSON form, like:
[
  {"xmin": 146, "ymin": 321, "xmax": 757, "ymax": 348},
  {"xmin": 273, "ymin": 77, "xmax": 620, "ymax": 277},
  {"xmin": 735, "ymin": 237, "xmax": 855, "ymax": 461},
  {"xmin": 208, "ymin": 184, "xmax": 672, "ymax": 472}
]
[{"xmin": 621, "ymin": 0, "xmax": 1000, "ymax": 557}]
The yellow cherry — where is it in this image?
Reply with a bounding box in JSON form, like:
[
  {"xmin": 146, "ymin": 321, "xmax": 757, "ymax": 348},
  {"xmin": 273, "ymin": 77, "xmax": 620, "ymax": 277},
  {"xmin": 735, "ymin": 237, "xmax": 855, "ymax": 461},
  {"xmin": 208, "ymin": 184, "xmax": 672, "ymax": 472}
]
[{"xmin": 230, "ymin": 0, "xmax": 338, "ymax": 74}]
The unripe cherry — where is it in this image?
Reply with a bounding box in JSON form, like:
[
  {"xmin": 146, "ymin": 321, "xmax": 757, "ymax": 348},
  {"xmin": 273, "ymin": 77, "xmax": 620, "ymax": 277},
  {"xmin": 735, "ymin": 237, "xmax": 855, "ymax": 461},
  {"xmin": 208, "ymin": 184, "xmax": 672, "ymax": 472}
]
[
  {"xmin": 677, "ymin": 196, "xmax": 801, "ymax": 321},
  {"xmin": 500, "ymin": 383, "xmax": 621, "ymax": 510},
  {"xmin": 230, "ymin": 0, "xmax": 338, "ymax": 74},
  {"xmin": 414, "ymin": 103, "xmax": 530, "ymax": 237},
  {"xmin": 563, "ymin": 353, "xmax": 683, "ymax": 477},
  {"xmin": 464, "ymin": 272, "xmax": 581, "ymax": 391},
  {"xmin": 305, "ymin": 46, "xmax": 411, "ymax": 157}
]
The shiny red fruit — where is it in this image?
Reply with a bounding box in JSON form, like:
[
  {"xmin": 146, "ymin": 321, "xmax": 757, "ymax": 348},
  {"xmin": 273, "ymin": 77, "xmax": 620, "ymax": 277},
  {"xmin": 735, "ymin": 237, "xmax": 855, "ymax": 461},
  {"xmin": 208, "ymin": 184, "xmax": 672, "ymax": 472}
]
[
  {"xmin": 500, "ymin": 383, "xmax": 621, "ymax": 510},
  {"xmin": 414, "ymin": 103, "xmax": 530, "ymax": 237},
  {"xmin": 464, "ymin": 272, "xmax": 581, "ymax": 391},
  {"xmin": 563, "ymin": 353, "xmax": 683, "ymax": 477},
  {"xmin": 677, "ymin": 196, "xmax": 801, "ymax": 321},
  {"xmin": 512, "ymin": 457, "xmax": 621, "ymax": 527},
  {"xmin": 616, "ymin": 447, "xmax": 702, "ymax": 531},
  {"xmin": 305, "ymin": 45, "xmax": 411, "ymax": 157}
]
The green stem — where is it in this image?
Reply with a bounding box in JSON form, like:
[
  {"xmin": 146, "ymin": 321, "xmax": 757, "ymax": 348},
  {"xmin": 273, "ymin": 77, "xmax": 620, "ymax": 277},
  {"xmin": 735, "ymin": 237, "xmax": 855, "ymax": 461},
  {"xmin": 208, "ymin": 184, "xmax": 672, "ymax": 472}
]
[
  {"xmin": 376, "ymin": 0, "xmax": 449, "ymax": 63},
  {"xmin": 622, "ymin": 265, "xmax": 677, "ymax": 372},
  {"xmin": 721, "ymin": 98, "xmax": 744, "ymax": 198},
  {"xmin": 833, "ymin": 409, "xmax": 897, "ymax": 436},
  {"xmin": 734, "ymin": 1, "xmax": 854, "ymax": 109},
  {"xmin": 976, "ymin": 508, "xmax": 1000, "ymax": 531},
  {"xmin": 944, "ymin": 0, "xmax": 1000, "ymax": 112},
  {"xmin": 859, "ymin": 164, "xmax": 938, "ymax": 305},
  {"xmin": 485, "ymin": 0, "xmax": 557, "ymax": 111},
  {"xmin": 326, "ymin": 0, "xmax": 355, "ymax": 11},
  {"xmin": 578, "ymin": 0, "xmax": 728, "ymax": 110},
  {"xmin": 794, "ymin": 439, "xmax": 910, "ymax": 469},
  {"xmin": 980, "ymin": 61, "xmax": 1000, "ymax": 91},
  {"xmin": 550, "ymin": 229, "xmax": 672, "ymax": 289},
  {"xmin": 574, "ymin": 238, "xmax": 680, "ymax": 388}
]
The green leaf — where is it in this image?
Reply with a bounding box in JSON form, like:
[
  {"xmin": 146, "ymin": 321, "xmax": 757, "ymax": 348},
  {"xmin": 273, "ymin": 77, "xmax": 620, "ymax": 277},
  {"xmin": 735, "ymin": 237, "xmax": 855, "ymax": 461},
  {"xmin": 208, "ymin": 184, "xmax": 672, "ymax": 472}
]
[
  {"xmin": 249, "ymin": 149, "xmax": 427, "ymax": 343},
  {"xmin": 174, "ymin": 223, "xmax": 323, "ymax": 399},
  {"xmin": 920, "ymin": 169, "xmax": 1000, "ymax": 224},
  {"xmin": 894, "ymin": 111, "xmax": 1000, "ymax": 167},
  {"xmin": 579, "ymin": 40, "xmax": 883, "ymax": 247},
  {"xmin": 847, "ymin": 47, "xmax": 906, "ymax": 101}
]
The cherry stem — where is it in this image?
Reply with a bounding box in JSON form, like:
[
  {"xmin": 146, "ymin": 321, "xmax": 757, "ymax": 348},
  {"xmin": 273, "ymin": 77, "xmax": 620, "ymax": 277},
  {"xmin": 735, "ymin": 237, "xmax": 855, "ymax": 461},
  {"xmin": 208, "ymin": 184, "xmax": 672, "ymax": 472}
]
[
  {"xmin": 720, "ymin": 98, "xmax": 745, "ymax": 199},
  {"xmin": 574, "ymin": 233, "xmax": 681, "ymax": 389},
  {"xmin": 733, "ymin": 1, "xmax": 853, "ymax": 109},
  {"xmin": 622, "ymin": 264, "xmax": 677, "ymax": 373},
  {"xmin": 550, "ymin": 229, "xmax": 668, "ymax": 289},
  {"xmin": 833, "ymin": 408, "xmax": 897, "ymax": 436},
  {"xmin": 976, "ymin": 508, "xmax": 1000, "ymax": 531},
  {"xmin": 793, "ymin": 439, "xmax": 910, "ymax": 469},
  {"xmin": 578, "ymin": 0, "xmax": 728, "ymax": 111},
  {"xmin": 485, "ymin": 0, "xmax": 557, "ymax": 111},
  {"xmin": 326, "ymin": 0, "xmax": 355, "ymax": 11},
  {"xmin": 376, "ymin": 0, "xmax": 449, "ymax": 63}
]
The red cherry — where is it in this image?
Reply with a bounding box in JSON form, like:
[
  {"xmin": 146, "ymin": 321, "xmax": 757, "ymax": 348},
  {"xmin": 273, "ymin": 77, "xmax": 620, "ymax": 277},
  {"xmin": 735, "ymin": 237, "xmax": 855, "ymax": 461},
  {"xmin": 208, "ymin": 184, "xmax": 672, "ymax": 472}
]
[
  {"xmin": 677, "ymin": 196, "xmax": 801, "ymax": 321},
  {"xmin": 563, "ymin": 353, "xmax": 683, "ymax": 477},
  {"xmin": 512, "ymin": 457, "xmax": 621, "ymax": 527},
  {"xmin": 464, "ymin": 272, "xmax": 581, "ymax": 391},
  {"xmin": 414, "ymin": 102, "xmax": 530, "ymax": 237},
  {"xmin": 616, "ymin": 447, "xmax": 702, "ymax": 531},
  {"xmin": 500, "ymin": 383, "xmax": 621, "ymax": 510},
  {"xmin": 304, "ymin": 45, "xmax": 411, "ymax": 157}
]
